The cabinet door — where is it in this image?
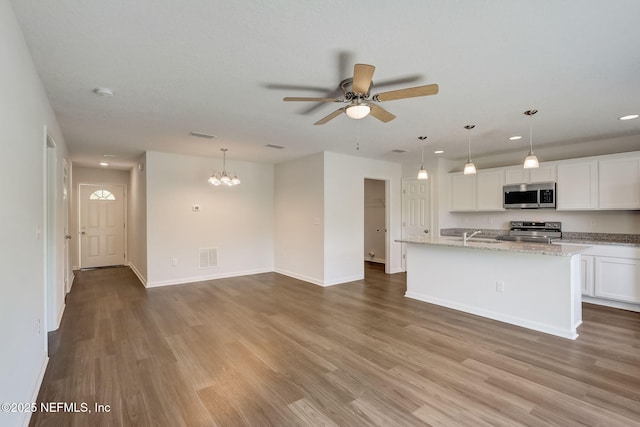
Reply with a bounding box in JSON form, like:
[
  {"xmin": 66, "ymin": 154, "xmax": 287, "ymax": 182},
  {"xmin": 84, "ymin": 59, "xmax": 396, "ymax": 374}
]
[
  {"xmin": 594, "ymin": 256, "xmax": 640, "ymax": 303},
  {"xmin": 450, "ymin": 173, "xmax": 475, "ymax": 211},
  {"xmin": 476, "ymin": 170, "xmax": 505, "ymax": 211},
  {"xmin": 580, "ymin": 255, "xmax": 594, "ymax": 296},
  {"xmin": 556, "ymin": 161, "xmax": 598, "ymax": 210},
  {"xmin": 505, "ymin": 168, "xmax": 528, "ymax": 184},
  {"xmin": 529, "ymin": 165, "xmax": 556, "ymax": 183},
  {"xmin": 598, "ymin": 158, "xmax": 640, "ymax": 209}
]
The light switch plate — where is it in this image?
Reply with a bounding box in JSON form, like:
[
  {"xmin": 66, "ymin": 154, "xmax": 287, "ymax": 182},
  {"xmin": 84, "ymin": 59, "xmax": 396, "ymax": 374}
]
[{"xmin": 192, "ymin": 205, "xmax": 200, "ymax": 212}]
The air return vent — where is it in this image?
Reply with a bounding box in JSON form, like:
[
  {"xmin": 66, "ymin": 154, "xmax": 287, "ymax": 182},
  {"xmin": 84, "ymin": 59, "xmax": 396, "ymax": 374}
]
[{"xmin": 198, "ymin": 247, "xmax": 218, "ymax": 268}]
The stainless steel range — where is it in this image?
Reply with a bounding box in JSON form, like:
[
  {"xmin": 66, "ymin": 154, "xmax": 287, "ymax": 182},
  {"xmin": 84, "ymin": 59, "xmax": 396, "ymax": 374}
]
[{"xmin": 496, "ymin": 221, "xmax": 562, "ymax": 244}]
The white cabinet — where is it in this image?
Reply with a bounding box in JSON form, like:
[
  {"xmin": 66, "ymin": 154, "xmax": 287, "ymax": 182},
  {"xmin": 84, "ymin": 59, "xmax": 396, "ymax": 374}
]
[
  {"xmin": 504, "ymin": 165, "xmax": 556, "ymax": 184},
  {"xmin": 595, "ymin": 256, "xmax": 640, "ymax": 303},
  {"xmin": 598, "ymin": 157, "xmax": 640, "ymax": 209},
  {"xmin": 572, "ymin": 244, "xmax": 640, "ymax": 305},
  {"xmin": 579, "ymin": 255, "xmax": 595, "ymax": 296},
  {"xmin": 556, "ymin": 161, "xmax": 598, "ymax": 210},
  {"xmin": 450, "ymin": 170, "xmax": 504, "ymax": 212},
  {"xmin": 476, "ymin": 170, "xmax": 505, "ymax": 211},
  {"xmin": 450, "ymin": 173, "xmax": 475, "ymax": 211}
]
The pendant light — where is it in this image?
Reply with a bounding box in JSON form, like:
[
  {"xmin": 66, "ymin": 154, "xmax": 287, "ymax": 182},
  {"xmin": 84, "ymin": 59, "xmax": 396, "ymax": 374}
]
[
  {"xmin": 463, "ymin": 125, "xmax": 476, "ymax": 175},
  {"xmin": 208, "ymin": 148, "xmax": 241, "ymax": 186},
  {"xmin": 417, "ymin": 142, "xmax": 428, "ymax": 180},
  {"xmin": 523, "ymin": 109, "xmax": 540, "ymax": 169}
]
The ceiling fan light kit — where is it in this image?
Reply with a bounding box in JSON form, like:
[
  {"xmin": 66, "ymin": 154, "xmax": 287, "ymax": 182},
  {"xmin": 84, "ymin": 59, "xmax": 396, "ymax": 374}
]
[
  {"xmin": 208, "ymin": 148, "xmax": 240, "ymax": 187},
  {"xmin": 523, "ymin": 109, "xmax": 540, "ymax": 169},
  {"xmin": 283, "ymin": 63, "xmax": 438, "ymax": 125},
  {"xmin": 346, "ymin": 102, "xmax": 371, "ymax": 119}
]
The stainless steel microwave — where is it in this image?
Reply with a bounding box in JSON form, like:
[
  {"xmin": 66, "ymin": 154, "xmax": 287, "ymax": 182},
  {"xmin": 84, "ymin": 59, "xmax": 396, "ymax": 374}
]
[{"xmin": 503, "ymin": 182, "xmax": 556, "ymax": 209}]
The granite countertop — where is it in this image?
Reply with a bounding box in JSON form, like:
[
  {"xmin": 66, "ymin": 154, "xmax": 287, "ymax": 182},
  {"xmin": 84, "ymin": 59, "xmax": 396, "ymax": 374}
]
[
  {"xmin": 397, "ymin": 236, "xmax": 591, "ymax": 257},
  {"xmin": 440, "ymin": 228, "xmax": 640, "ymax": 247}
]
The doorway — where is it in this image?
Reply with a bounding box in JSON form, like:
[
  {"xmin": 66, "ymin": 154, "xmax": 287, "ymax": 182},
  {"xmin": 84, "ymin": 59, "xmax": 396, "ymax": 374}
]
[
  {"xmin": 364, "ymin": 178, "xmax": 387, "ymax": 273},
  {"xmin": 401, "ymin": 178, "xmax": 431, "ymax": 271},
  {"xmin": 79, "ymin": 184, "xmax": 126, "ymax": 268}
]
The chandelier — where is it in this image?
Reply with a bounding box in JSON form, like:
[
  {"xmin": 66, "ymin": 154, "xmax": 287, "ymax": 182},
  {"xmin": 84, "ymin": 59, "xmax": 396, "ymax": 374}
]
[{"xmin": 208, "ymin": 148, "xmax": 240, "ymax": 186}]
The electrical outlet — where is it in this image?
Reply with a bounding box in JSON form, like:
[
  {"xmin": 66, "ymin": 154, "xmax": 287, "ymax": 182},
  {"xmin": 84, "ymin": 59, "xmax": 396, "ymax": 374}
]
[
  {"xmin": 496, "ymin": 281, "xmax": 505, "ymax": 293},
  {"xmin": 36, "ymin": 319, "xmax": 41, "ymax": 335},
  {"xmin": 172, "ymin": 258, "xmax": 178, "ymax": 266}
]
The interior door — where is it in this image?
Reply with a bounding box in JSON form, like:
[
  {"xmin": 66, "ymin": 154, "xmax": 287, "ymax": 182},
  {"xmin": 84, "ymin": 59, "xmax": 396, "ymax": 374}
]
[
  {"xmin": 402, "ymin": 178, "xmax": 431, "ymax": 270},
  {"xmin": 79, "ymin": 184, "xmax": 125, "ymax": 268},
  {"xmin": 63, "ymin": 160, "xmax": 71, "ymax": 291}
]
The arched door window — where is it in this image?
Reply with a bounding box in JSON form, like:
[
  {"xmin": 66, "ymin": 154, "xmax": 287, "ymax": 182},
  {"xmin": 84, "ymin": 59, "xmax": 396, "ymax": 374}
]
[{"xmin": 89, "ymin": 190, "xmax": 116, "ymax": 200}]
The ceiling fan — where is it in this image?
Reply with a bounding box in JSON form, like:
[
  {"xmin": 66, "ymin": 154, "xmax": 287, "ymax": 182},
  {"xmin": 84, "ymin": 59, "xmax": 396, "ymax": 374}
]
[{"xmin": 283, "ymin": 64, "xmax": 439, "ymax": 125}]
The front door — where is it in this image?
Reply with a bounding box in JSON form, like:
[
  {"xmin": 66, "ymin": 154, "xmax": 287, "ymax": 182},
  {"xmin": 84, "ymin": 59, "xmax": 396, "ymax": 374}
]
[
  {"xmin": 79, "ymin": 184, "xmax": 125, "ymax": 268},
  {"xmin": 402, "ymin": 178, "xmax": 431, "ymax": 270}
]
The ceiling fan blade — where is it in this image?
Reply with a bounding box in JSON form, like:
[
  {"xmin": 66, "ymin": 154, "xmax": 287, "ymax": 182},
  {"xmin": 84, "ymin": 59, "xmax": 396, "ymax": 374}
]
[
  {"xmin": 373, "ymin": 74, "xmax": 422, "ymax": 89},
  {"xmin": 352, "ymin": 64, "xmax": 375, "ymax": 94},
  {"xmin": 369, "ymin": 104, "xmax": 396, "ymax": 123},
  {"xmin": 314, "ymin": 108, "xmax": 345, "ymax": 125},
  {"xmin": 283, "ymin": 97, "xmax": 342, "ymax": 102},
  {"xmin": 374, "ymin": 84, "xmax": 439, "ymax": 102}
]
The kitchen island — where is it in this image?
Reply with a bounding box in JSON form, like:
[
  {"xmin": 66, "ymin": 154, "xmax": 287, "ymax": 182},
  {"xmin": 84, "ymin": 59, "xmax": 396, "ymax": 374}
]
[{"xmin": 398, "ymin": 236, "xmax": 590, "ymax": 339}]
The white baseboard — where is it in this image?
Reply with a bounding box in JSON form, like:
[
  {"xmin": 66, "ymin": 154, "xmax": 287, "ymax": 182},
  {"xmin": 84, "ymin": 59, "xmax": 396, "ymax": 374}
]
[
  {"xmin": 145, "ymin": 267, "xmax": 273, "ymax": 288},
  {"xmin": 127, "ymin": 262, "xmax": 147, "ymax": 287},
  {"xmin": 582, "ymin": 296, "xmax": 640, "ymax": 312},
  {"xmin": 405, "ymin": 291, "xmax": 579, "ymax": 340},
  {"xmin": 22, "ymin": 353, "xmax": 49, "ymax": 427},
  {"xmin": 274, "ymin": 268, "xmax": 325, "ymax": 286},
  {"xmin": 274, "ymin": 268, "xmax": 363, "ymax": 287}
]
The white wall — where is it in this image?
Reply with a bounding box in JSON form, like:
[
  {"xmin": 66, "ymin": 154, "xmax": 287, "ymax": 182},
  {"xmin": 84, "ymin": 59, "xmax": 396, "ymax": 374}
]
[
  {"xmin": 71, "ymin": 167, "xmax": 131, "ymax": 269},
  {"xmin": 128, "ymin": 155, "xmax": 147, "ymax": 284},
  {"xmin": 323, "ymin": 152, "xmax": 403, "ymax": 284},
  {"xmin": 145, "ymin": 151, "xmax": 274, "ymax": 286},
  {"xmin": 364, "ymin": 179, "xmax": 386, "ymax": 263},
  {"xmin": 274, "ymin": 153, "xmax": 325, "ymax": 284},
  {"xmin": 0, "ymin": 1, "xmax": 70, "ymax": 425}
]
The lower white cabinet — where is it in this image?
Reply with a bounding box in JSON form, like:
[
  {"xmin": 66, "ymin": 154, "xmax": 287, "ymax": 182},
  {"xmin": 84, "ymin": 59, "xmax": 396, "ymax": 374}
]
[
  {"xmin": 579, "ymin": 255, "xmax": 594, "ymax": 295},
  {"xmin": 594, "ymin": 256, "xmax": 640, "ymax": 303},
  {"xmin": 575, "ymin": 244, "xmax": 640, "ymax": 306}
]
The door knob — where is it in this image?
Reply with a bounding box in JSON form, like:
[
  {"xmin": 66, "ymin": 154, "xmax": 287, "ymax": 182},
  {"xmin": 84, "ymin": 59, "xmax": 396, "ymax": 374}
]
[
  {"xmin": 65, "ymin": 235, "xmax": 72, "ymax": 239},
  {"xmin": 81, "ymin": 231, "xmax": 86, "ymax": 235},
  {"xmin": 424, "ymin": 229, "xmax": 429, "ymax": 233}
]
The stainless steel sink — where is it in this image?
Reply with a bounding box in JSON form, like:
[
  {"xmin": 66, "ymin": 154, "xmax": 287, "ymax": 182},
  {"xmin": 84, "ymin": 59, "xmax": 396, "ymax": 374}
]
[{"xmin": 445, "ymin": 237, "xmax": 502, "ymax": 244}]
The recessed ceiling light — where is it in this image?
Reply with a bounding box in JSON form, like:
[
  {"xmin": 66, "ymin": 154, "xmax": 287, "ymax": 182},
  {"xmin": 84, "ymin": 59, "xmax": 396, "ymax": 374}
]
[
  {"xmin": 619, "ymin": 114, "xmax": 639, "ymax": 121},
  {"xmin": 103, "ymin": 154, "xmax": 117, "ymax": 158},
  {"xmin": 99, "ymin": 162, "xmax": 109, "ymax": 167},
  {"xmin": 509, "ymin": 135, "xmax": 522, "ymax": 141},
  {"xmin": 434, "ymin": 150, "xmax": 444, "ymax": 154},
  {"xmin": 93, "ymin": 87, "xmax": 114, "ymax": 97}
]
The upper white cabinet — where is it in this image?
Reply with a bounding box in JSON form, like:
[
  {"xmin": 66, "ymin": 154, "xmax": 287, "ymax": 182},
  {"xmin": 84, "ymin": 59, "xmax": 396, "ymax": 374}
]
[
  {"xmin": 556, "ymin": 161, "xmax": 598, "ymax": 210},
  {"xmin": 450, "ymin": 170, "xmax": 504, "ymax": 212},
  {"xmin": 448, "ymin": 150, "xmax": 640, "ymax": 212},
  {"xmin": 450, "ymin": 173, "xmax": 475, "ymax": 211},
  {"xmin": 598, "ymin": 157, "xmax": 640, "ymax": 209},
  {"xmin": 476, "ymin": 170, "xmax": 505, "ymax": 211},
  {"xmin": 504, "ymin": 165, "xmax": 556, "ymax": 184}
]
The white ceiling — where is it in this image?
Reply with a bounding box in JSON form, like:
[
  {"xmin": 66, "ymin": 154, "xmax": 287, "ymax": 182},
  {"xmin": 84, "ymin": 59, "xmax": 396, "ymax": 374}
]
[{"xmin": 10, "ymin": 0, "xmax": 640, "ymax": 170}]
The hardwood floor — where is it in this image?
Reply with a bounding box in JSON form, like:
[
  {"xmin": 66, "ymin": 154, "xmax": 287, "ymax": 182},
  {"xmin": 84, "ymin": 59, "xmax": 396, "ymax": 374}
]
[{"xmin": 31, "ymin": 263, "xmax": 640, "ymax": 426}]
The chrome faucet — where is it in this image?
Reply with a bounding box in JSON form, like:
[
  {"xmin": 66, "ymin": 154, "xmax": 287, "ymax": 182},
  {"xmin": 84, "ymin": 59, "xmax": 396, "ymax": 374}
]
[{"xmin": 463, "ymin": 230, "xmax": 482, "ymax": 244}]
